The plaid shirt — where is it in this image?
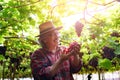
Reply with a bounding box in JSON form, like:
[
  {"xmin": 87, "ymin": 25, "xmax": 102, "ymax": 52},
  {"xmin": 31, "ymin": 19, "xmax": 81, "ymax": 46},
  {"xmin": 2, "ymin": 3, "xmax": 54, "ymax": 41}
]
[{"xmin": 30, "ymin": 46, "xmax": 82, "ymax": 80}]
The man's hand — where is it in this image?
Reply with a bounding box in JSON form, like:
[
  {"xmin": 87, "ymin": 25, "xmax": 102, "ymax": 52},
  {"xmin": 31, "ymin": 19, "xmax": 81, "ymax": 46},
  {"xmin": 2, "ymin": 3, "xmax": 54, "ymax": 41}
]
[
  {"xmin": 59, "ymin": 49, "xmax": 73, "ymax": 62},
  {"xmin": 60, "ymin": 42, "xmax": 81, "ymax": 62}
]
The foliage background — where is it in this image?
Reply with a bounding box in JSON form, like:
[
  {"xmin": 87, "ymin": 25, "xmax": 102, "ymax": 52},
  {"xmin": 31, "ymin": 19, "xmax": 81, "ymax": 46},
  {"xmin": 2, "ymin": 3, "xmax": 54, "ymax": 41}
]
[{"xmin": 0, "ymin": 0, "xmax": 120, "ymax": 79}]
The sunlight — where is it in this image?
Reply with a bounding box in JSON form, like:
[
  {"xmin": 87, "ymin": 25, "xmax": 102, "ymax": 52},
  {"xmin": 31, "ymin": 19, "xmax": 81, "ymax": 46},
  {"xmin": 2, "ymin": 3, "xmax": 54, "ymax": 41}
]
[
  {"xmin": 50, "ymin": 0, "xmax": 57, "ymax": 7},
  {"xmin": 30, "ymin": 13, "xmax": 38, "ymax": 21},
  {"xmin": 61, "ymin": 14, "xmax": 83, "ymax": 30},
  {"xmin": 60, "ymin": 0, "xmax": 117, "ymax": 31}
]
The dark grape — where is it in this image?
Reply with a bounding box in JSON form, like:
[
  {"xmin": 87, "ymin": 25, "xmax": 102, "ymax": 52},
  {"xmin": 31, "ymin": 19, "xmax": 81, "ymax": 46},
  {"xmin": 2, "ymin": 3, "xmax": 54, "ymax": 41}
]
[
  {"xmin": 10, "ymin": 56, "xmax": 22, "ymax": 69},
  {"xmin": 89, "ymin": 57, "xmax": 98, "ymax": 68},
  {"xmin": 116, "ymin": 0, "xmax": 120, "ymax": 2},
  {"xmin": 0, "ymin": 46, "xmax": 7, "ymax": 56},
  {"xmin": 74, "ymin": 21, "xmax": 84, "ymax": 37},
  {"xmin": 102, "ymin": 46, "xmax": 115, "ymax": 60},
  {"xmin": 90, "ymin": 34, "xmax": 96, "ymax": 39},
  {"xmin": 110, "ymin": 32, "xmax": 120, "ymax": 37}
]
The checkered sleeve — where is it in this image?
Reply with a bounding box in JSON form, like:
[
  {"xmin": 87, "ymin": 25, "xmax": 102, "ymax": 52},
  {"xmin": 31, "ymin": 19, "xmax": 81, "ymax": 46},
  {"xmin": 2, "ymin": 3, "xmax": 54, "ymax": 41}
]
[{"xmin": 30, "ymin": 50, "xmax": 52, "ymax": 79}]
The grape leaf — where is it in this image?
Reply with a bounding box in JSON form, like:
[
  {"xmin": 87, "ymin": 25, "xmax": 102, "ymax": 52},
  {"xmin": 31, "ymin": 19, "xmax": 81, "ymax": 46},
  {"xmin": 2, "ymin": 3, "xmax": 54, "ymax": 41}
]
[
  {"xmin": 114, "ymin": 45, "xmax": 120, "ymax": 55},
  {"xmin": 98, "ymin": 59, "xmax": 112, "ymax": 69},
  {"xmin": 0, "ymin": 55, "xmax": 5, "ymax": 61}
]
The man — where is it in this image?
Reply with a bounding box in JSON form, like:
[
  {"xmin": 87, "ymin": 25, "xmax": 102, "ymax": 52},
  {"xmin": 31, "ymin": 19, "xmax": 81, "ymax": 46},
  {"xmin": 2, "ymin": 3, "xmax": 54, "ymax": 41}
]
[{"xmin": 30, "ymin": 21, "xmax": 83, "ymax": 80}]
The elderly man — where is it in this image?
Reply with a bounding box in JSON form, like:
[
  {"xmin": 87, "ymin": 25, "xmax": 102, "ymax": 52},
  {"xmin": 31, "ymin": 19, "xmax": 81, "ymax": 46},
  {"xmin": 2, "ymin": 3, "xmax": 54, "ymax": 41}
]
[{"xmin": 30, "ymin": 21, "xmax": 83, "ymax": 80}]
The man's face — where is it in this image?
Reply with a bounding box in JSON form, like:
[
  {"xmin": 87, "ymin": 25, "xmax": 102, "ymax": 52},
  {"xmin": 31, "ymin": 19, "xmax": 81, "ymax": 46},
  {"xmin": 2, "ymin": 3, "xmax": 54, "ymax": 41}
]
[{"xmin": 45, "ymin": 30, "xmax": 60, "ymax": 49}]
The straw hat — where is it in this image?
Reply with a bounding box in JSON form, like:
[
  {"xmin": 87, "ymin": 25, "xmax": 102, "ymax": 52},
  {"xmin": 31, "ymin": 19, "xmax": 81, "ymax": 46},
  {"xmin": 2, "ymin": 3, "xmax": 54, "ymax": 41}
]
[{"xmin": 36, "ymin": 21, "xmax": 62, "ymax": 37}]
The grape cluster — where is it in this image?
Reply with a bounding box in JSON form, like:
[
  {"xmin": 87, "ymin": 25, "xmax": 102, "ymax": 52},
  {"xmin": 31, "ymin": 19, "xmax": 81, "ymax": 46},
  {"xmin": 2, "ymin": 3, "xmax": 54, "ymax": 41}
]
[
  {"xmin": 10, "ymin": 56, "xmax": 22, "ymax": 69},
  {"xmin": 90, "ymin": 34, "xmax": 96, "ymax": 39},
  {"xmin": 89, "ymin": 57, "xmax": 98, "ymax": 68},
  {"xmin": 74, "ymin": 21, "xmax": 84, "ymax": 37},
  {"xmin": 0, "ymin": 46, "xmax": 7, "ymax": 56},
  {"xmin": 64, "ymin": 42, "xmax": 80, "ymax": 53},
  {"xmin": 68, "ymin": 42, "xmax": 80, "ymax": 52},
  {"xmin": 102, "ymin": 46, "xmax": 115, "ymax": 60},
  {"xmin": 110, "ymin": 32, "xmax": 120, "ymax": 37}
]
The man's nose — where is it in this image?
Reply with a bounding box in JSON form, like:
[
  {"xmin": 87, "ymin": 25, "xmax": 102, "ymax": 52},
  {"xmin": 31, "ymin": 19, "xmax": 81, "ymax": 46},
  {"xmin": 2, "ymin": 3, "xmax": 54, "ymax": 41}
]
[{"xmin": 55, "ymin": 32, "xmax": 60, "ymax": 37}]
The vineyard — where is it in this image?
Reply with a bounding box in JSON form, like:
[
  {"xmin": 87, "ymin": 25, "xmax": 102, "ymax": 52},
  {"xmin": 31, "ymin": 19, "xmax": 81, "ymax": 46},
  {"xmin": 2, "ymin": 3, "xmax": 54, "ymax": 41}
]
[{"xmin": 0, "ymin": 0, "xmax": 120, "ymax": 80}]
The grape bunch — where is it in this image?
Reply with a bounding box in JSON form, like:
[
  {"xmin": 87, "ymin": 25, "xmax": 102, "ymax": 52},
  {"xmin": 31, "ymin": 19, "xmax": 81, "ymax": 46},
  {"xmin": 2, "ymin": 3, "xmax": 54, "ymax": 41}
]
[
  {"xmin": 74, "ymin": 21, "xmax": 84, "ymax": 37},
  {"xmin": 116, "ymin": 0, "xmax": 120, "ymax": 2},
  {"xmin": 10, "ymin": 57, "xmax": 22, "ymax": 69},
  {"xmin": 110, "ymin": 31, "xmax": 120, "ymax": 37},
  {"xmin": 89, "ymin": 57, "xmax": 98, "ymax": 68},
  {"xmin": 64, "ymin": 41, "xmax": 80, "ymax": 54},
  {"xmin": 102, "ymin": 46, "xmax": 115, "ymax": 60}
]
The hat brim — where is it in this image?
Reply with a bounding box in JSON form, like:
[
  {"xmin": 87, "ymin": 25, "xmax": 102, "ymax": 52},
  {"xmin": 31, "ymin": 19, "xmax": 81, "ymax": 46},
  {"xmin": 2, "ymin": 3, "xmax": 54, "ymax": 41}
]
[{"xmin": 36, "ymin": 26, "xmax": 62, "ymax": 37}]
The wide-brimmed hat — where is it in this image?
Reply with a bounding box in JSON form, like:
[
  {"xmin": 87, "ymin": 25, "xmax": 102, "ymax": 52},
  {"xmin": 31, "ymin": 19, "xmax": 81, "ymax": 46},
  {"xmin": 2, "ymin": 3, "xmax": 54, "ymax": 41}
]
[{"xmin": 36, "ymin": 21, "xmax": 62, "ymax": 37}]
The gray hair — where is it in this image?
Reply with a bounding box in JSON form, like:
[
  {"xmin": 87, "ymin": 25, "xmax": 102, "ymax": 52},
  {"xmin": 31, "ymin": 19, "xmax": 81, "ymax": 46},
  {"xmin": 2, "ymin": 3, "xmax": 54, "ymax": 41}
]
[{"xmin": 38, "ymin": 37, "xmax": 48, "ymax": 49}]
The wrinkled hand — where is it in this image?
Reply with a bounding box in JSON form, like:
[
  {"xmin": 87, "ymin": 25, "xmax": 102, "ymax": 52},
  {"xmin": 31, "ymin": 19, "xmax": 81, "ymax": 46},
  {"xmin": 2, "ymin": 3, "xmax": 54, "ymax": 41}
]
[
  {"xmin": 60, "ymin": 42, "xmax": 81, "ymax": 62},
  {"xmin": 60, "ymin": 50, "xmax": 73, "ymax": 62},
  {"xmin": 60, "ymin": 42, "xmax": 81, "ymax": 61}
]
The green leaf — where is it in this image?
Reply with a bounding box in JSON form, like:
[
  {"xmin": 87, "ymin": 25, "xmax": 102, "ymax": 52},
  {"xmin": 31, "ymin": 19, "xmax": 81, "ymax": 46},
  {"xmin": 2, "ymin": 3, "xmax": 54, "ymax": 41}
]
[
  {"xmin": 98, "ymin": 58, "xmax": 112, "ymax": 69},
  {"xmin": 89, "ymin": 52, "xmax": 101, "ymax": 60},
  {"xmin": 0, "ymin": 55, "xmax": 5, "ymax": 61},
  {"xmin": 114, "ymin": 45, "xmax": 120, "ymax": 55},
  {"xmin": 0, "ymin": 36, "xmax": 5, "ymax": 44},
  {"xmin": 82, "ymin": 54, "xmax": 90, "ymax": 63},
  {"xmin": 0, "ymin": 23, "xmax": 2, "ymax": 28},
  {"xmin": 0, "ymin": 0, "xmax": 4, "ymax": 2}
]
